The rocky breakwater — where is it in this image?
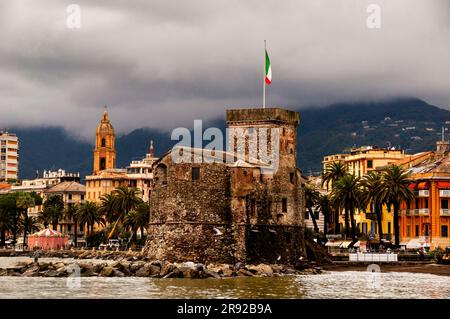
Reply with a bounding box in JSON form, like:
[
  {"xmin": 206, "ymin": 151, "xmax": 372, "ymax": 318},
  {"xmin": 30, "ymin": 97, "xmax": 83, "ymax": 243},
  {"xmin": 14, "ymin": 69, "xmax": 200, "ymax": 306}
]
[{"xmin": 0, "ymin": 259, "xmax": 322, "ymax": 278}]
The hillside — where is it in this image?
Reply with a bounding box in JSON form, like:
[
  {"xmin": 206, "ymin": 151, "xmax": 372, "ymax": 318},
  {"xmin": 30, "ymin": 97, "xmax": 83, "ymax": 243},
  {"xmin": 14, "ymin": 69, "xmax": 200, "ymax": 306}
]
[{"xmin": 11, "ymin": 98, "xmax": 450, "ymax": 180}]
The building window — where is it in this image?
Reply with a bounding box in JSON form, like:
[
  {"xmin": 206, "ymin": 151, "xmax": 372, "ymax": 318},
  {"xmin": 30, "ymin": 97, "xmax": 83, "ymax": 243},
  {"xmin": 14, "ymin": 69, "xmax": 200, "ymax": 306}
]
[
  {"xmin": 68, "ymin": 194, "xmax": 72, "ymax": 200},
  {"xmin": 367, "ymin": 160, "xmax": 373, "ymax": 168},
  {"xmin": 68, "ymin": 225, "xmax": 72, "ymax": 232},
  {"xmin": 415, "ymin": 198, "xmax": 419, "ymax": 209},
  {"xmin": 388, "ymin": 222, "xmax": 391, "ymax": 234},
  {"xmin": 100, "ymin": 158, "xmax": 106, "ymax": 170},
  {"xmin": 80, "ymin": 225, "xmax": 83, "ymax": 232},
  {"xmin": 415, "ymin": 225, "xmax": 419, "ymax": 237},
  {"xmin": 81, "ymin": 195, "xmax": 84, "ymax": 201},
  {"xmin": 101, "ymin": 138, "xmax": 106, "ymax": 147},
  {"xmin": 442, "ymin": 225, "xmax": 448, "ymax": 237},
  {"xmin": 442, "ymin": 199, "xmax": 448, "ymax": 209},
  {"xmin": 282, "ymin": 198, "xmax": 287, "ymax": 213},
  {"xmin": 406, "ymin": 225, "xmax": 411, "ymax": 237},
  {"xmin": 425, "ymin": 199, "xmax": 429, "ymax": 209},
  {"xmin": 192, "ymin": 167, "xmax": 200, "ymax": 181},
  {"xmin": 289, "ymin": 172, "xmax": 294, "ymax": 184}
]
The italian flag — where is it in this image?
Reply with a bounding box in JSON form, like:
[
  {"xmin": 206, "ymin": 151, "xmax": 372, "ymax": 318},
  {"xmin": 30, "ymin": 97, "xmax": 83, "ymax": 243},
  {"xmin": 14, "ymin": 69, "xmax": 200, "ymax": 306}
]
[{"xmin": 265, "ymin": 49, "xmax": 272, "ymax": 85}]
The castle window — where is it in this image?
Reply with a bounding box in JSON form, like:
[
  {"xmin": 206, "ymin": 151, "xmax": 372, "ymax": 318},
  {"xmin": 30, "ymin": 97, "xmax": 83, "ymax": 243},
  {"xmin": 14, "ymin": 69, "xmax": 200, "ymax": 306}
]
[
  {"xmin": 285, "ymin": 232, "xmax": 291, "ymax": 244},
  {"xmin": 192, "ymin": 167, "xmax": 200, "ymax": 181},
  {"xmin": 282, "ymin": 198, "xmax": 287, "ymax": 213},
  {"xmin": 289, "ymin": 172, "xmax": 295, "ymax": 184},
  {"xmin": 101, "ymin": 138, "xmax": 106, "ymax": 147}
]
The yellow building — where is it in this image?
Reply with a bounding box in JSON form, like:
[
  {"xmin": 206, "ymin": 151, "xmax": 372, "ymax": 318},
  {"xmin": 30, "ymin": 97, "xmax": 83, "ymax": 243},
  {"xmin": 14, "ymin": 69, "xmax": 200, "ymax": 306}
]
[
  {"xmin": 93, "ymin": 110, "xmax": 116, "ymax": 175},
  {"xmin": 86, "ymin": 110, "xmax": 157, "ymax": 203},
  {"xmin": 323, "ymin": 146, "xmax": 407, "ymax": 239}
]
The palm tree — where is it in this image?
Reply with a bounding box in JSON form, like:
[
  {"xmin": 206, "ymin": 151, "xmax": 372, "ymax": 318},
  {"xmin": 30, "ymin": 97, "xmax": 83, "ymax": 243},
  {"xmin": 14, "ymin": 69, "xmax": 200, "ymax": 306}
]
[
  {"xmin": 43, "ymin": 195, "xmax": 64, "ymax": 231},
  {"xmin": 304, "ymin": 185, "xmax": 320, "ymax": 233},
  {"xmin": 379, "ymin": 164, "xmax": 415, "ymax": 248},
  {"xmin": 76, "ymin": 201, "xmax": 104, "ymax": 237},
  {"xmin": 99, "ymin": 193, "xmax": 118, "ymax": 226},
  {"xmin": 19, "ymin": 216, "xmax": 40, "ymax": 247},
  {"xmin": 65, "ymin": 204, "xmax": 79, "ymax": 247},
  {"xmin": 133, "ymin": 202, "xmax": 150, "ymax": 239},
  {"xmin": 322, "ymin": 161, "xmax": 348, "ymax": 233},
  {"xmin": 0, "ymin": 196, "xmax": 14, "ymax": 247},
  {"xmin": 360, "ymin": 172, "xmax": 385, "ymax": 244},
  {"xmin": 317, "ymin": 194, "xmax": 332, "ymax": 236},
  {"xmin": 108, "ymin": 187, "xmax": 142, "ymax": 239},
  {"xmin": 331, "ymin": 174, "xmax": 361, "ymax": 245}
]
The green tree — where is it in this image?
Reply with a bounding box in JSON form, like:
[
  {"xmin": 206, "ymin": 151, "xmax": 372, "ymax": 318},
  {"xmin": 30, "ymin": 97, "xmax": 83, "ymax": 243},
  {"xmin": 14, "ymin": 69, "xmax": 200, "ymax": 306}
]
[
  {"xmin": 0, "ymin": 195, "xmax": 15, "ymax": 247},
  {"xmin": 379, "ymin": 165, "xmax": 415, "ymax": 247},
  {"xmin": 322, "ymin": 161, "xmax": 348, "ymax": 233},
  {"xmin": 76, "ymin": 201, "xmax": 104, "ymax": 238},
  {"xmin": 331, "ymin": 174, "xmax": 361, "ymax": 244},
  {"xmin": 42, "ymin": 195, "xmax": 64, "ymax": 231},
  {"xmin": 19, "ymin": 215, "xmax": 40, "ymax": 247},
  {"xmin": 65, "ymin": 204, "xmax": 79, "ymax": 247},
  {"xmin": 304, "ymin": 185, "xmax": 320, "ymax": 234},
  {"xmin": 360, "ymin": 172, "xmax": 385, "ymax": 244},
  {"xmin": 99, "ymin": 193, "xmax": 118, "ymax": 225},
  {"xmin": 108, "ymin": 187, "xmax": 142, "ymax": 239},
  {"xmin": 317, "ymin": 194, "xmax": 332, "ymax": 236}
]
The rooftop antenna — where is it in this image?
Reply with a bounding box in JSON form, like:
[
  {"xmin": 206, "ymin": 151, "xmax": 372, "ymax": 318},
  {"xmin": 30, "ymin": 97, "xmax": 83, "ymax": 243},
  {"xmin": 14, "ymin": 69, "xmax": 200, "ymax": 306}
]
[{"xmin": 442, "ymin": 127, "xmax": 445, "ymax": 141}]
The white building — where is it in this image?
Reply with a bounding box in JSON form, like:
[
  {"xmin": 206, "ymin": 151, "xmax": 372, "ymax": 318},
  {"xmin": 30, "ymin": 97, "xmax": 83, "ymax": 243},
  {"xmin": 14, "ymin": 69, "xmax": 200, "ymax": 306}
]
[{"xmin": 0, "ymin": 131, "xmax": 19, "ymax": 182}]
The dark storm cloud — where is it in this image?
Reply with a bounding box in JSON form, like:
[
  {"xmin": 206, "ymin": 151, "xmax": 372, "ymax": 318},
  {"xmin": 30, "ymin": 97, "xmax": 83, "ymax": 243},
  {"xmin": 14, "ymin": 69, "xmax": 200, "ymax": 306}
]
[{"xmin": 0, "ymin": 0, "xmax": 448, "ymax": 140}]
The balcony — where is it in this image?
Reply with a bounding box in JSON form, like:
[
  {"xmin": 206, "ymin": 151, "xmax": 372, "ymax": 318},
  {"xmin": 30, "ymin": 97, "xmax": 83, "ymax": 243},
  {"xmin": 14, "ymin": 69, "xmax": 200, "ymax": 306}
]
[
  {"xmin": 401, "ymin": 209, "xmax": 426, "ymax": 216},
  {"xmin": 440, "ymin": 209, "xmax": 450, "ymax": 216},
  {"xmin": 440, "ymin": 190, "xmax": 450, "ymax": 197},
  {"xmin": 415, "ymin": 190, "xmax": 429, "ymax": 197}
]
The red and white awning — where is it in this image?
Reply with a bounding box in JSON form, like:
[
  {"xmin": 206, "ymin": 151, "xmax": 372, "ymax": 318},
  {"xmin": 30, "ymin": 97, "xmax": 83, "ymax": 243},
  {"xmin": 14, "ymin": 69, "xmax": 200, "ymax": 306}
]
[{"xmin": 30, "ymin": 228, "xmax": 64, "ymax": 237}]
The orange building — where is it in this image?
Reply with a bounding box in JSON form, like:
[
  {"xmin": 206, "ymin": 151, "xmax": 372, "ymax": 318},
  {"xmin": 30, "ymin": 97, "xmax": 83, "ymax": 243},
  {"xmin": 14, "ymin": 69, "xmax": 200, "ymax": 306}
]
[{"xmin": 397, "ymin": 139, "xmax": 450, "ymax": 249}]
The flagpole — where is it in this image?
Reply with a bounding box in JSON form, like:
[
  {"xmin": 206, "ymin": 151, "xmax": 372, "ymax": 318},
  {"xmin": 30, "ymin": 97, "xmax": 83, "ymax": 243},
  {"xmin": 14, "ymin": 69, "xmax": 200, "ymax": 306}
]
[{"xmin": 263, "ymin": 40, "xmax": 266, "ymax": 109}]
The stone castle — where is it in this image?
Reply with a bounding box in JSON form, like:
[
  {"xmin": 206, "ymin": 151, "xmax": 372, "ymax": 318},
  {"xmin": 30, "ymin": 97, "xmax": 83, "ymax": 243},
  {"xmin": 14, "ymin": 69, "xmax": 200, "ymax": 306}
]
[{"xmin": 143, "ymin": 108, "xmax": 306, "ymax": 264}]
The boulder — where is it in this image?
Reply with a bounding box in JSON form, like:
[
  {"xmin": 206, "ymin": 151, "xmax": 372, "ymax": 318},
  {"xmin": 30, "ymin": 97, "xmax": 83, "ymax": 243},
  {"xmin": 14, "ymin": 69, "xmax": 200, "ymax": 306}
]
[
  {"xmin": 114, "ymin": 270, "xmax": 125, "ymax": 277},
  {"xmin": 163, "ymin": 268, "xmax": 183, "ymax": 279},
  {"xmin": 204, "ymin": 270, "xmax": 221, "ymax": 279},
  {"xmin": 180, "ymin": 267, "xmax": 200, "ymax": 279},
  {"xmin": 100, "ymin": 266, "xmax": 115, "ymax": 277},
  {"xmin": 21, "ymin": 269, "xmax": 40, "ymax": 277},
  {"xmin": 247, "ymin": 264, "xmax": 273, "ymax": 276},
  {"xmin": 136, "ymin": 263, "xmax": 161, "ymax": 277},
  {"xmin": 37, "ymin": 262, "xmax": 50, "ymax": 271},
  {"xmin": 94, "ymin": 263, "xmax": 108, "ymax": 274},
  {"xmin": 206, "ymin": 264, "xmax": 234, "ymax": 277},
  {"xmin": 160, "ymin": 263, "xmax": 176, "ymax": 277},
  {"xmin": 237, "ymin": 269, "xmax": 254, "ymax": 277},
  {"xmin": 54, "ymin": 262, "xmax": 66, "ymax": 269},
  {"xmin": 130, "ymin": 261, "xmax": 146, "ymax": 273},
  {"xmin": 16, "ymin": 260, "xmax": 33, "ymax": 268},
  {"xmin": 0, "ymin": 269, "xmax": 8, "ymax": 276}
]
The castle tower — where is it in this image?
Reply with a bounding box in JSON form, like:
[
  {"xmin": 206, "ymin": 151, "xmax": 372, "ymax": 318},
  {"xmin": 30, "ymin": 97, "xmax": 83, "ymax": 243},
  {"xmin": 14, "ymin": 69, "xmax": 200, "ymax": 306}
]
[
  {"xmin": 93, "ymin": 109, "xmax": 116, "ymax": 174},
  {"xmin": 226, "ymin": 108, "xmax": 300, "ymax": 170}
]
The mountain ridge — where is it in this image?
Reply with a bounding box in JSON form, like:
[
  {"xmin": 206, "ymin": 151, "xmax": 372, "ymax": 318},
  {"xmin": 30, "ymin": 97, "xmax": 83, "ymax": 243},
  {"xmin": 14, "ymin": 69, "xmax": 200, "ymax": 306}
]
[{"xmin": 10, "ymin": 97, "xmax": 450, "ymax": 180}]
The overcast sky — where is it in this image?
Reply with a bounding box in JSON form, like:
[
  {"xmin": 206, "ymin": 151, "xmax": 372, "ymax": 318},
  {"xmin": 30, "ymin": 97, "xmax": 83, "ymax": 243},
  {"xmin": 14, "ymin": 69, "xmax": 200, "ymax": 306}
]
[{"xmin": 0, "ymin": 0, "xmax": 449, "ymax": 141}]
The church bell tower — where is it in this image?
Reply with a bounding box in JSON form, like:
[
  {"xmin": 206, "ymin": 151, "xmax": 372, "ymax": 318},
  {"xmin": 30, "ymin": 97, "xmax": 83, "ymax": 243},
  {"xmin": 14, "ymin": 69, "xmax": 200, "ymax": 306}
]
[{"xmin": 93, "ymin": 109, "xmax": 116, "ymax": 174}]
